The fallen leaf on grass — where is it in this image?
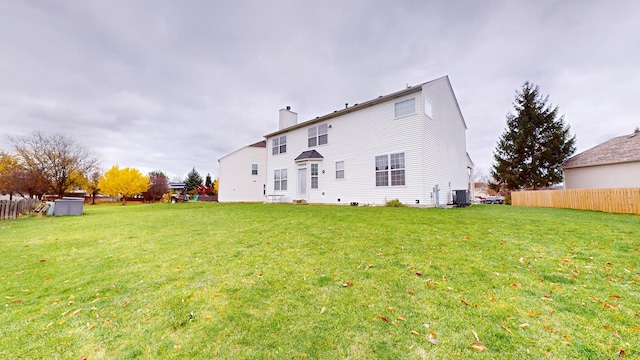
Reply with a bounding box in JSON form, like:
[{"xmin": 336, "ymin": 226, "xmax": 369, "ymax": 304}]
[
  {"xmin": 380, "ymin": 316, "xmax": 388, "ymax": 323},
  {"xmin": 173, "ymin": 344, "xmax": 181, "ymax": 349},
  {"xmin": 320, "ymin": 306, "xmax": 326, "ymax": 314},
  {"xmin": 410, "ymin": 330, "xmax": 420, "ymax": 336},
  {"xmin": 12, "ymin": 299, "xmax": 22, "ymax": 304},
  {"xmin": 109, "ymin": 285, "xmax": 116, "ymax": 289},
  {"xmin": 416, "ymin": 271, "xmax": 423, "ymax": 276},
  {"xmin": 123, "ymin": 301, "xmax": 129, "ymax": 307},
  {"xmin": 39, "ymin": 259, "xmax": 46, "ymax": 263},
  {"xmin": 518, "ymin": 323, "xmax": 530, "ymax": 329},
  {"xmin": 70, "ymin": 308, "xmax": 82, "ymax": 316},
  {"xmin": 406, "ymin": 289, "xmax": 415, "ymax": 295},
  {"xmin": 609, "ymin": 294, "xmax": 621, "ymax": 299},
  {"xmin": 543, "ymin": 325, "xmax": 556, "ymax": 332},
  {"xmin": 460, "ymin": 299, "xmax": 470, "ymax": 306},
  {"xmin": 342, "ymin": 281, "xmax": 353, "ymax": 287},
  {"xmin": 471, "ymin": 329, "xmax": 480, "ymax": 341},
  {"xmin": 603, "ymin": 303, "xmax": 618, "ymax": 309},
  {"xmin": 427, "ymin": 332, "xmax": 437, "ymax": 345},
  {"xmin": 387, "ymin": 306, "xmax": 395, "ymax": 311},
  {"xmin": 471, "ymin": 342, "xmax": 487, "ymax": 351},
  {"xmin": 541, "ymin": 295, "xmax": 553, "ymax": 301},
  {"xmin": 204, "ymin": 315, "xmax": 212, "ymax": 320},
  {"xmin": 213, "ymin": 293, "xmax": 222, "ymax": 297},
  {"xmin": 501, "ymin": 323, "xmax": 512, "ymax": 333},
  {"xmin": 630, "ymin": 326, "xmax": 640, "ymax": 331},
  {"xmin": 603, "ymin": 326, "xmax": 622, "ymax": 339},
  {"xmin": 398, "ymin": 315, "xmax": 407, "ymax": 321}
]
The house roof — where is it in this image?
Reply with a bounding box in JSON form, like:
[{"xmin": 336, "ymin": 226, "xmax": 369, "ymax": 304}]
[
  {"xmin": 561, "ymin": 132, "xmax": 640, "ymax": 169},
  {"xmin": 248, "ymin": 140, "xmax": 266, "ymax": 148},
  {"xmin": 217, "ymin": 140, "xmax": 266, "ymax": 162},
  {"xmin": 294, "ymin": 150, "xmax": 324, "ymax": 161},
  {"xmin": 265, "ymin": 75, "xmax": 464, "ymax": 138}
]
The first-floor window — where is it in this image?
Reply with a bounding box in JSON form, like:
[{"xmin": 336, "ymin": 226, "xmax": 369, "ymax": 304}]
[
  {"xmin": 375, "ymin": 153, "xmax": 405, "ymax": 186},
  {"xmin": 335, "ymin": 161, "xmax": 344, "ymax": 179},
  {"xmin": 311, "ymin": 164, "xmax": 318, "ymax": 189},
  {"xmin": 274, "ymin": 169, "xmax": 287, "ymax": 191},
  {"xmin": 251, "ymin": 164, "xmax": 258, "ymax": 175}
]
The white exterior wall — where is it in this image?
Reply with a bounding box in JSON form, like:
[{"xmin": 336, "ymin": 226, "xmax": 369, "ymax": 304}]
[
  {"xmin": 265, "ymin": 77, "xmax": 470, "ymax": 206},
  {"xmin": 218, "ymin": 145, "xmax": 267, "ymax": 202},
  {"xmin": 563, "ymin": 162, "xmax": 640, "ymax": 189},
  {"xmin": 421, "ymin": 79, "xmax": 470, "ymax": 205}
]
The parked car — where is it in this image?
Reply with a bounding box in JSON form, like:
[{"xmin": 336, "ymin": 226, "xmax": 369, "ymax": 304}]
[{"xmin": 483, "ymin": 196, "xmax": 504, "ymax": 204}]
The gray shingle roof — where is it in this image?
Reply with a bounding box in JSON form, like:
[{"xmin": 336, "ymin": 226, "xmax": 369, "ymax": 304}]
[
  {"xmin": 561, "ymin": 132, "xmax": 640, "ymax": 169},
  {"xmin": 295, "ymin": 150, "xmax": 324, "ymax": 161}
]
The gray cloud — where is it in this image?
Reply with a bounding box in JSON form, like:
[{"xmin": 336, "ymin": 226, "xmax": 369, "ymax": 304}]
[{"xmin": 1, "ymin": 0, "xmax": 639, "ymax": 179}]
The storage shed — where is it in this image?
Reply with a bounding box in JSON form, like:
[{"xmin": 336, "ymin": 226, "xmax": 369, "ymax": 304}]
[{"xmin": 53, "ymin": 197, "xmax": 84, "ymax": 216}]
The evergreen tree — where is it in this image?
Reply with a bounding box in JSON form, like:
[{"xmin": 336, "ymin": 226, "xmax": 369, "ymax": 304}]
[
  {"xmin": 205, "ymin": 173, "xmax": 212, "ymax": 188},
  {"xmin": 184, "ymin": 167, "xmax": 203, "ymax": 192},
  {"xmin": 491, "ymin": 82, "xmax": 576, "ymax": 191}
]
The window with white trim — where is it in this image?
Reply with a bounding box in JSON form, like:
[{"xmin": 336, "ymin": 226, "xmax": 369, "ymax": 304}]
[
  {"xmin": 394, "ymin": 98, "xmax": 416, "ymax": 118},
  {"xmin": 308, "ymin": 124, "xmax": 328, "ymax": 147},
  {"xmin": 311, "ymin": 164, "xmax": 318, "ymax": 189},
  {"xmin": 335, "ymin": 161, "xmax": 344, "ymax": 179},
  {"xmin": 424, "ymin": 97, "xmax": 433, "ymax": 118},
  {"xmin": 251, "ymin": 164, "xmax": 258, "ymax": 175},
  {"xmin": 375, "ymin": 153, "xmax": 405, "ymax": 186},
  {"xmin": 272, "ymin": 135, "xmax": 287, "ymax": 155},
  {"xmin": 274, "ymin": 169, "xmax": 287, "ymax": 190}
]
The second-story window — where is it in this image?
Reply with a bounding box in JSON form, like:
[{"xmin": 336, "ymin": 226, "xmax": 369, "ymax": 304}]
[
  {"xmin": 308, "ymin": 124, "xmax": 328, "ymax": 147},
  {"xmin": 272, "ymin": 135, "xmax": 287, "ymax": 155}
]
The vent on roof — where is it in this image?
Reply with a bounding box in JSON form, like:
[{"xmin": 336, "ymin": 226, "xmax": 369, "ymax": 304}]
[{"xmin": 629, "ymin": 133, "xmax": 637, "ymax": 138}]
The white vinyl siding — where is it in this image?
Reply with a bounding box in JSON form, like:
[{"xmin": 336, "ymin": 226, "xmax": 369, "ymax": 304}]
[{"xmin": 395, "ymin": 98, "xmax": 416, "ymax": 118}]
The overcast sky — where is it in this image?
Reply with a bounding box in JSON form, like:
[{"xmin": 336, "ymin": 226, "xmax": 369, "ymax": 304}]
[{"xmin": 1, "ymin": 1, "xmax": 638, "ymax": 180}]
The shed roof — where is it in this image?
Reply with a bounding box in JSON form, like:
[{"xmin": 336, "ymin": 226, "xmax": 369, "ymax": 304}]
[{"xmin": 561, "ymin": 132, "xmax": 640, "ymax": 169}]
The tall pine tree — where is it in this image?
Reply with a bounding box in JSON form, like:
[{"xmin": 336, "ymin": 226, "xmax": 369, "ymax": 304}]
[
  {"xmin": 184, "ymin": 167, "xmax": 203, "ymax": 192},
  {"xmin": 491, "ymin": 82, "xmax": 576, "ymax": 191}
]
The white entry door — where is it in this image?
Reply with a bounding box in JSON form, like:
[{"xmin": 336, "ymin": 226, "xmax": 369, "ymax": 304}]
[{"xmin": 298, "ymin": 168, "xmax": 307, "ymax": 198}]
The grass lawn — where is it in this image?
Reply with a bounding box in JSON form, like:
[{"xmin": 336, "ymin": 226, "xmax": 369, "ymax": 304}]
[{"xmin": 1, "ymin": 203, "xmax": 638, "ymax": 359}]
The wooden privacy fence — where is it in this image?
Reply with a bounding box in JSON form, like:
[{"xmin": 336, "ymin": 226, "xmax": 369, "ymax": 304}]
[
  {"xmin": 0, "ymin": 199, "xmax": 38, "ymax": 220},
  {"xmin": 512, "ymin": 188, "xmax": 640, "ymax": 215}
]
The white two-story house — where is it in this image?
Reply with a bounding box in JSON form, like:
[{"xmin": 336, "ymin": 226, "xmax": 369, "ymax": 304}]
[{"xmin": 219, "ymin": 75, "xmax": 473, "ymax": 206}]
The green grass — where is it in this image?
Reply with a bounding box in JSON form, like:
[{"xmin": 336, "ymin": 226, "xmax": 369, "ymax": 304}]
[{"xmin": 1, "ymin": 203, "xmax": 638, "ymax": 359}]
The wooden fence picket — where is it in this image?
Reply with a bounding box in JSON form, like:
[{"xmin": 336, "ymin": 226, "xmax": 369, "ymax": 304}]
[{"xmin": 512, "ymin": 188, "xmax": 640, "ymax": 215}]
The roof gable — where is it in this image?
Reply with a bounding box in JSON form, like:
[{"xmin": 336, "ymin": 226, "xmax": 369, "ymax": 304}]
[{"xmin": 562, "ymin": 132, "xmax": 640, "ymax": 169}]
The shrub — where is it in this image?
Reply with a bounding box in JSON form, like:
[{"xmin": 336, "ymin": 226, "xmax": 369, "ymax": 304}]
[{"xmin": 385, "ymin": 199, "xmax": 405, "ymax": 207}]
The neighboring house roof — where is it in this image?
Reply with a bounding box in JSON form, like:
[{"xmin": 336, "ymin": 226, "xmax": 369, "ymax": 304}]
[
  {"xmin": 562, "ymin": 132, "xmax": 640, "ymax": 169},
  {"xmin": 295, "ymin": 150, "xmax": 324, "ymax": 161},
  {"xmin": 169, "ymin": 183, "xmax": 186, "ymax": 190},
  {"xmin": 264, "ymin": 75, "xmax": 466, "ymax": 138}
]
